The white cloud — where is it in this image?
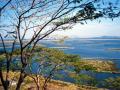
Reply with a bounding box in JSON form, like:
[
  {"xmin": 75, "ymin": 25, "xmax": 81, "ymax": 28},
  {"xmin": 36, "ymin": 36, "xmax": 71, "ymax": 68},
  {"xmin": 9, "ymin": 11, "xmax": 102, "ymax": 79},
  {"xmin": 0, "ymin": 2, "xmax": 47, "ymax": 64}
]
[{"xmin": 51, "ymin": 19, "xmax": 120, "ymax": 38}]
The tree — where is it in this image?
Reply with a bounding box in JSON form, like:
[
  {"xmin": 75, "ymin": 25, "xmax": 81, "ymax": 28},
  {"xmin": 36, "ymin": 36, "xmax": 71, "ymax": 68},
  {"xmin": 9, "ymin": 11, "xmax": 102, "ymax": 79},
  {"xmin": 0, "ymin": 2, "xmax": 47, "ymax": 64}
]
[
  {"xmin": 0, "ymin": 0, "xmax": 120, "ymax": 90},
  {"xmin": 102, "ymin": 77, "xmax": 120, "ymax": 89}
]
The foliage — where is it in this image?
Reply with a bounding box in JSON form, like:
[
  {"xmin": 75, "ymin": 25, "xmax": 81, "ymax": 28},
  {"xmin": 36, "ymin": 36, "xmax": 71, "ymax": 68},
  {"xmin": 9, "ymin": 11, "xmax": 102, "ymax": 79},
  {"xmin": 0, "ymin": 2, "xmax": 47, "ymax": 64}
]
[
  {"xmin": 31, "ymin": 46, "xmax": 81, "ymax": 64},
  {"xmin": 69, "ymin": 73, "xmax": 98, "ymax": 86},
  {"xmin": 71, "ymin": 61, "xmax": 97, "ymax": 73},
  {"xmin": 0, "ymin": 46, "xmax": 118, "ymax": 89},
  {"xmin": 0, "ymin": 54, "xmax": 5, "ymax": 62},
  {"xmin": 102, "ymin": 77, "xmax": 120, "ymax": 90},
  {"xmin": 12, "ymin": 49, "xmax": 21, "ymax": 55}
]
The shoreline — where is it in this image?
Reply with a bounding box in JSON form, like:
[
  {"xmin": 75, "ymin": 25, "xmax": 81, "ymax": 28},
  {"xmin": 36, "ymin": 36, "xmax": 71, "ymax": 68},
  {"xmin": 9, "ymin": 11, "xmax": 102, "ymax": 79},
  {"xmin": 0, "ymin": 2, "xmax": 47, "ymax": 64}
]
[{"xmin": 0, "ymin": 71, "xmax": 108, "ymax": 90}]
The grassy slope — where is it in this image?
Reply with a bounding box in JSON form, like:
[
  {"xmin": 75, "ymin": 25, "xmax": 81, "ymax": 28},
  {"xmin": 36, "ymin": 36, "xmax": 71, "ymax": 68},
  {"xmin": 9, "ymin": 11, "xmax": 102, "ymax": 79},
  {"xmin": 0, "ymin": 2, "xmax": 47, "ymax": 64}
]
[
  {"xmin": 0, "ymin": 59, "xmax": 115, "ymax": 90},
  {"xmin": 79, "ymin": 60, "xmax": 117, "ymax": 72}
]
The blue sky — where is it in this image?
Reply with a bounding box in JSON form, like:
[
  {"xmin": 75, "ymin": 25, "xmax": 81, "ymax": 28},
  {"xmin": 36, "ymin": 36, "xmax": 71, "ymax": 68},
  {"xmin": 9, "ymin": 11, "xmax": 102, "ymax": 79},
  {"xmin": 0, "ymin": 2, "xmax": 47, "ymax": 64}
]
[
  {"xmin": 1, "ymin": 0, "xmax": 120, "ymax": 38},
  {"xmin": 51, "ymin": 17, "xmax": 120, "ymax": 38},
  {"xmin": 51, "ymin": 0, "xmax": 120, "ymax": 38}
]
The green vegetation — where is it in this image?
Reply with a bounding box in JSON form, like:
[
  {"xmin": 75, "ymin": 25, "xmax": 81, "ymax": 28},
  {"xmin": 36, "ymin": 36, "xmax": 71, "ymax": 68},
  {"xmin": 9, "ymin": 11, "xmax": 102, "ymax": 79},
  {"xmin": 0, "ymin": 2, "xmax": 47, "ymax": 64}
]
[
  {"xmin": 1, "ymin": 0, "xmax": 120, "ymax": 89},
  {"xmin": 69, "ymin": 73, "xmax": 98, "ymax": 86},
  {"xmin": 102, "ymin": 77, "xmax": 120, "ymax": 90},
  {"xmin": 70, "ymin": 60, "xmax": 117, "ymax": 73},
  {"xmin": 0, "ymin": 46, "xmax": 117, "ymax": 73},
  {"xmin": 1, "ymin": 46, "xmax": 116, "ymax": 72},
  {"xmin": 0, "ymin": 46, "xmax": 118, "ymax": 90},
  {"xmin": 0, "ymin": 54, "xmax": 5, "ymax": 62},
  {"xmin": 0, "ymin": 72, "xmax": 107, "ymax": 90}
]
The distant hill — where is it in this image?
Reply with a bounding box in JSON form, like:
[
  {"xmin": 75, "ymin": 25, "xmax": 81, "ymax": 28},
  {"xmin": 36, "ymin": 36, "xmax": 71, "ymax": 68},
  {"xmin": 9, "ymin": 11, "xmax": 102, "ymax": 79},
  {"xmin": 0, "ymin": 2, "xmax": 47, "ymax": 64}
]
[
  {"xmin": 74, "ymin": 36, "xmax": 120, "ymax": 39},
  {"xmin": 92, "ymin": 36, "xmax": 120, "ymax": 39}
]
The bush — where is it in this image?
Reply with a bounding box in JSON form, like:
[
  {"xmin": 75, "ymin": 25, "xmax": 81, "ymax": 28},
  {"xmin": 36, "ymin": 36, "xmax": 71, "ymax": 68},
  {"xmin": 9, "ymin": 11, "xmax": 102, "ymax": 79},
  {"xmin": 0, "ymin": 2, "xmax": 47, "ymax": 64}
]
[{"xmin": 102, "ymin": 77, "xmax": 120, "ymax": 89}]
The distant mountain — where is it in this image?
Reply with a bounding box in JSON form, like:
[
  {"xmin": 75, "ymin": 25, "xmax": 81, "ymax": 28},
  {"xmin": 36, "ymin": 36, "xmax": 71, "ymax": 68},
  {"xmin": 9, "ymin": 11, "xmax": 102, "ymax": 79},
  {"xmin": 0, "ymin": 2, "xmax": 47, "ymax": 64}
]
[
  {"xmin": 92, "ymin": 36, "xmax": 120, "ymax": 39},
  {"xmin": 73, "ymin": 36, "xmax": 120, "ymax": 39}
]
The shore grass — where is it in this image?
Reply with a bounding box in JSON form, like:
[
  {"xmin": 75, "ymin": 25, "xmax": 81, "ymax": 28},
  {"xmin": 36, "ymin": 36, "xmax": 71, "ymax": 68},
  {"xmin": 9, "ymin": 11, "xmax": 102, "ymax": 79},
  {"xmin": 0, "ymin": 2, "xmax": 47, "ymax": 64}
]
[
  {"xmin": 0, "ymin": 59, "xmax": 116, "ymax": 90},
  {"xmin": 0, "ymin": 71, "xmax": 108, "ymax": 90},
  {"xmin": 79, "ymin": 59, "xmax": 117, "ymax": 72}
]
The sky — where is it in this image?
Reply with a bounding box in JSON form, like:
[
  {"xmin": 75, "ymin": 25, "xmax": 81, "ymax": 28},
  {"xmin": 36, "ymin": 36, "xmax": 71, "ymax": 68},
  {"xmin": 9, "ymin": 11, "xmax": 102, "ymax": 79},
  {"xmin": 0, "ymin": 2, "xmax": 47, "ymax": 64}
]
[
  {"xmin": 51, "ymin": 17, "xmax": 120, "ymax": 38},
  {"xmin": 50, "ymin": 0, "xmax": 120, "ymax": 38},
  {"xmin": 1, "ymin": 0, "xmax": 120, "ymax": 39}
]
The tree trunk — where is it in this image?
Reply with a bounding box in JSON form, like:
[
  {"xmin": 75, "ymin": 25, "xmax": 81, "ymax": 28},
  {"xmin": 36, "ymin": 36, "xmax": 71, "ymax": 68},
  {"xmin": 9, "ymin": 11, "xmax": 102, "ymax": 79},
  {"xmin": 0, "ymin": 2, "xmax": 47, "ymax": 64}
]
[
  {"xmin": 36, "ymin": 83, "xmax": 40, "ymax": 90},
  {"xmin": 16, "ymin": 73, "xmax": 26, "ymax": 90},
  {"xmin": 0, "ymin": 71, "xmax": 9, "ymax": 90},
  {"xmin": 4, "ymin": 81, "xmax": 9, "ymax": 90}
]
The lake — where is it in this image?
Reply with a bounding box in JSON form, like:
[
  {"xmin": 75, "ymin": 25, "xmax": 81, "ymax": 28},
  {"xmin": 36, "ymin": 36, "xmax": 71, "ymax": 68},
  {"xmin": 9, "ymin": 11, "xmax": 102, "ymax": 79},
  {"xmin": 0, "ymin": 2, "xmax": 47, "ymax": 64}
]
[
  {"xmin": 38, "ymin": 38, "xmax": 120, "ymax": 83},
  {"xmin": 39, "ymin": 39, "xmax": 120, "ymax": 68},
  {"xmin": 1, "ymin": 38, "xmax": 120, "ymax": 86}
]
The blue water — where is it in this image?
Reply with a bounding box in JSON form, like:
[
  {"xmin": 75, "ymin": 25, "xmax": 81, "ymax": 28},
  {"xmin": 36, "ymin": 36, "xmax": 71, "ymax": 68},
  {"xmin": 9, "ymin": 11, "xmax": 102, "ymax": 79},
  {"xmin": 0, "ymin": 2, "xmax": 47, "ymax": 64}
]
[
  {"xmin": 40, "ymin": 39, "xmax": 120, "ymax": 59},
  {"xmin": 64, "ymin": 39, "xmax": 120, "ymax": 58},
  {"xmin": 64, "ymin": 39, "xmax": 120, "ymax": 69},
  {"xmin": 1, "ymin": 39, "xmax": 120, "ymax": 85},
  {"xmin": 38, "ymin": 38, "xmax": 120, "ymax": 83}
]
